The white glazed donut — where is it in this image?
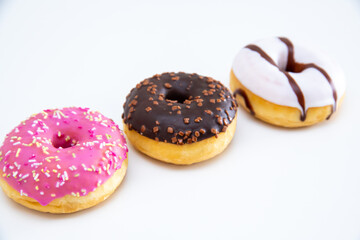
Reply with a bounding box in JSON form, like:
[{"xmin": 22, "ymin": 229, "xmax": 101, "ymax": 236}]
[{"xmin": 230, "ymin": 36, "xmax": 346, "ymax": 127}]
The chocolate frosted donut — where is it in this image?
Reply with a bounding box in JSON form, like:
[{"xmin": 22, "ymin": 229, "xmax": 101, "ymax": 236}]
[{"xmin": 122, "ymin": 72, "xmax": 237, "ymax": 165}]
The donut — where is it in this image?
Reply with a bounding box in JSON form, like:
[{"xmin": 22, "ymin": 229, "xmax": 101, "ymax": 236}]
[
  {"xmin": 0, "ymin": 107, "xmax": 128, "ymax": 213},
  {"xmin": 230, "ymin": 37, "xmax": 346, "ymax": 127},
  {"xmin": 122, "ymin": 72, "xmax": 237, "ymax": 165}
]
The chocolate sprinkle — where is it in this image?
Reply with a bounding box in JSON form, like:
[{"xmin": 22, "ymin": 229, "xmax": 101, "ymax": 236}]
[{"xmin": 122, "ymin": 72, "xmax": 237, "ymax": 144}]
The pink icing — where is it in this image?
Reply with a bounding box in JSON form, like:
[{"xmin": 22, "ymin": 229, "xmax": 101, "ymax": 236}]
[{"xmin": 0, "ymin": 107, "xmax": 128, "ymax": 206}]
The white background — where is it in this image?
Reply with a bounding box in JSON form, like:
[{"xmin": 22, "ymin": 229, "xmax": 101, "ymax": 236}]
[{"xmin": 0, "ymin": 0, "xmax": 359, "ymax": 239}]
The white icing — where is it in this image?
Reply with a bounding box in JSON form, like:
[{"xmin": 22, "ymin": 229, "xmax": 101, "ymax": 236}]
[{"xmin": 232, "ymin": 37, "xmax": 346, "ymax": 114}]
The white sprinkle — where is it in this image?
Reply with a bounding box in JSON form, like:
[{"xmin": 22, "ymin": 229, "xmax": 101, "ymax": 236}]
[
  {"xmin": 45, "ymin": 172, "xmax": 50, "ymax": 178},
  {"xmin": 21, "ymin": 173, "xmax": 29, "ymax": 179},
  {"xmin": 28, "ymin": 130, "xmax": 34, "ymax": 135},
  {"xmin": 34, "ymin": 173, "xmax": 39, "ymax": 181},
  {"xmin": 40, "ymin": 191, "xmax": 44, "ymax": 195},
  {"xmin": 57, "ymin": 164, "xmax": 61, "ymax": 169},
  {"xmin": 28, "ymin": 159, "xmax": 36, "ymax": 163},
  {"xmin": 15, "ymin": 128, "xmax": 19, "ymax": 133},
  {"xmin": 13, "ymin": 142, "xmax": 21, "ymax": 146},
  {"xmin": 5, "ymin": 150, "xmax": 11, "ymax": 156},
  {"xmin": 56, "ymin": 122, "xmax": 60, "ymax": 126}
]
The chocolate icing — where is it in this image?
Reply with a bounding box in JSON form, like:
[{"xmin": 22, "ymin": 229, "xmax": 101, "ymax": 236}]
[
  {"xmin": 238, "ymin": 37, "xmax": 337, "ymax": 121},
  {"xmin": 122, "ymin": 72, "xmax": 237, "ymax": 145}
]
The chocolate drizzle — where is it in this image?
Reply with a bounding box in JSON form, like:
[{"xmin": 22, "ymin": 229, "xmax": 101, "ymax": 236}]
[
  {"xmin": 279, "ymin": 37, "xmax": 338, "ymax": 118},
  {"xmin": 242, "ymin": 37, "xmax": 338, "ymax": 121},
  {"xmin": 233, "ymin": 89, "xmax": 254, "ymax": 116},
  {"xmin": 122, "ymin": 72, "xmax": 237, "ymax": 145},
  {"xmin": 246, "ymin": 44, "xmax": 306, "ymax": 121}
]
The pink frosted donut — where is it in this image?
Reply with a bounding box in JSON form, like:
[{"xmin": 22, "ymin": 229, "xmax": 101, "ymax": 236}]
[{"xmin": 0, "ymin": 107, "xmax": 128, "ymax": 213}]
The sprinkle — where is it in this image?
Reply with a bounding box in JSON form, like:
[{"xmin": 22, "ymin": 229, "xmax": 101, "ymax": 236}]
[
  {"xmin": 164, "ymin": 83, "xmax": 172, "ymax": 89},
  {"xmin": 106, "ymin": 134, "xmax": 112, "ymax": 140},
  {"xmin": 167, "ymin": 127, "xmax": 174, "ymax": 133},
  {"xmin": 69, "ymin": 165, "xmax": 77, "ymax": 171},
  {"xmin": 97, "ymin": 180, "xmax": 102, "ymax": 187},
  {"xmin": 58, "ymin": 110, "xmax": 68, "ymax": 118},
  {"xmin": 40, "ymin": 191, "xmax": 44, "ymax": 195},
  {"xmin": 28, "ymin": 130, "xmax": 34, "ymax": 135},
  {"xmin": 15, "ymin": 148, "xmax": 21, "ymax": 158},
  {"xmin": 51, "ymin": 193, "xmax": 56, "ymax": 197},
  {"xmin": 5, "ymin": 150, "xmax": 11, "ymax": 156},
  {"xmin": 72, "ymin": 153, "xmax": 76, "ymax": 158},
  {"xmin": 13, "ymin": 142, "xmax": 21, "ymax": 146},
  {"xmin": 35, "ymin": 186, "xmax": 39, "ymax": 190},
  {"xmin": 42, "ymin": 146, "xmax": 49, "ymax": 155},
  {"xmin": 74, "ymin": 173, "xmax": 80, "ymax": 177}
]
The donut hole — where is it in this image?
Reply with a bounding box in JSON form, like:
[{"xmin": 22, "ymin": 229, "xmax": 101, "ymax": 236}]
[
  {"xmin": 52, "ymin": 133, "xmax": 78, "ymax": 149},
  {"xmin": 165, "ymin": 90, "xmax": 191, "ymax": 104}
]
